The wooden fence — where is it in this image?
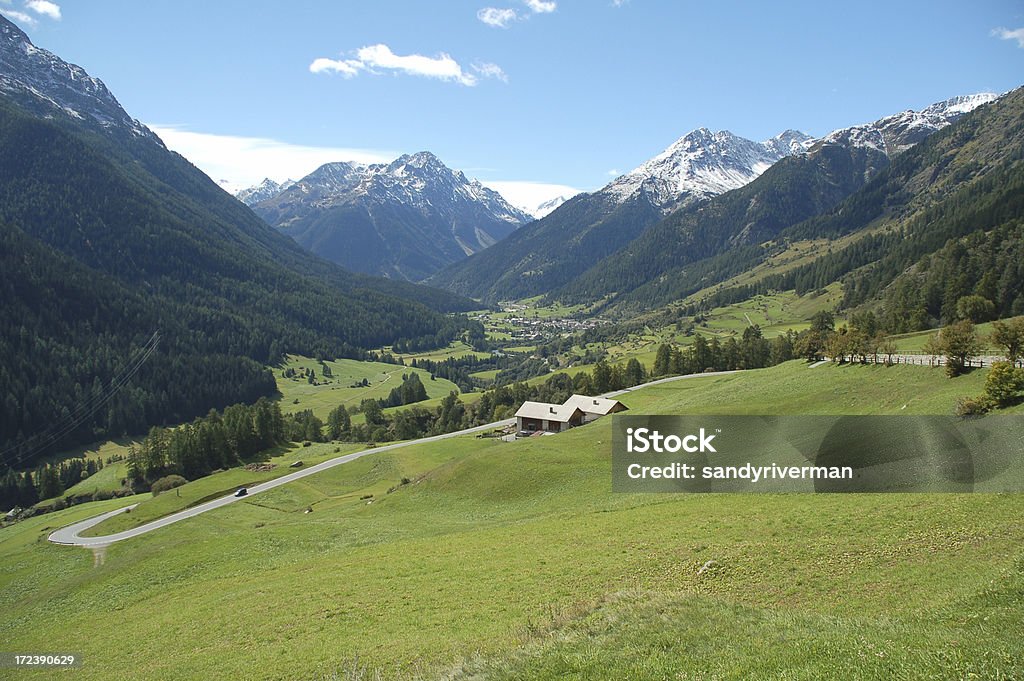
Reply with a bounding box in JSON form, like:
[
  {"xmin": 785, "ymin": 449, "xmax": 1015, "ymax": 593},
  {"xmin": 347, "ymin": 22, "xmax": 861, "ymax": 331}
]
[{"xmin": 830, "ymin": 354, "xmax": 1023, "ymax": 369}]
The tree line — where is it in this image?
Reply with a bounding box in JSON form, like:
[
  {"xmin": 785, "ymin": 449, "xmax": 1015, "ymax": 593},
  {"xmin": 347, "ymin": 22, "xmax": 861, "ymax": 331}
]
[{"xmin": 0, "ymin": 456, "xmax": 104, "ymax": 511}]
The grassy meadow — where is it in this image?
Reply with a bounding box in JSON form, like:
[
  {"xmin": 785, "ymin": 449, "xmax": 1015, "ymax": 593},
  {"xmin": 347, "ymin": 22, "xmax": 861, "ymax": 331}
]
[
  {"xmin": 41, "ymin": 439, "xmax": 136, "ymax": 504},
  {"xmin": 887, "ymin": 317, "xmax": 1020, "ymax": 353},
  {"xmin": 1, "ymin": 362, "xmax": 1022, "ymax": 680},
  {"xmin": 275, "ymin": 355, "xmax": 460, "ymax": 421}
]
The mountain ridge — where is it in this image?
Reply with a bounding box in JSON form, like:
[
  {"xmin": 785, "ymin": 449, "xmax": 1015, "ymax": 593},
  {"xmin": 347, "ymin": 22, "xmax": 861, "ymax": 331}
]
[
  {"xmin": 0, "ymin": 14, "xmax": 473, "ymax": 464},
  {"xmin": 603, "ymin": 128, "xmax": 816, "ymax": 211},
  {"xmin": 427, "ymin": 126, "xmax": 816, "ymax": 301},
  {"xmin": 428, "ymin": 90, "xmax": 999, "ymax": 305},
  {"xmin": 244, "ymin": 151, "xmax": 532, "ymax": 280}
]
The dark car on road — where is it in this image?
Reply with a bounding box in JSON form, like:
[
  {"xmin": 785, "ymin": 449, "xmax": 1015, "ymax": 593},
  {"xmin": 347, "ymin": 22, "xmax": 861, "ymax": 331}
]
[{"xmin": 234, "ymin": 487, "xmax": 248, "ymax": 497}]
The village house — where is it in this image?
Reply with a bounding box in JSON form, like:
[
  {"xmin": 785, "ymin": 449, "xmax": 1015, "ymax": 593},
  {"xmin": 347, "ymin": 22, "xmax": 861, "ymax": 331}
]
[
  {"xmin": 514, "ymin": 394, "xmax": 628, "ymax": 435},
  {"xmin": 562, "ymin": 394, "xmax": 629, "ymax": 423},
  {"xmin": 514, "ymin": 401, "xmax": 584, "ymax": 434}
]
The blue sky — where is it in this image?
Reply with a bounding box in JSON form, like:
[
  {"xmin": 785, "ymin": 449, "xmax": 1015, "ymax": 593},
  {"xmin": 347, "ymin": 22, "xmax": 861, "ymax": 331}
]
[{"xmin": 5, "ymin": 0, "xmax": 1024, "ymax": 210}]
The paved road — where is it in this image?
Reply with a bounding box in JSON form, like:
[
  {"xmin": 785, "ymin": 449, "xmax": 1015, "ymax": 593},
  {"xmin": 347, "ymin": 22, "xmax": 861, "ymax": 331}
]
[{"xmin": 47, "ymin": 370, "xmax": 740, "ymax": 548}]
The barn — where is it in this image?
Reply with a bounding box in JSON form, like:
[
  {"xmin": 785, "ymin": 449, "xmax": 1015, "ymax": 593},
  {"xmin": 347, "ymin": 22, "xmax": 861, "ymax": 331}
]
[
  {"xmin": 514, "ymin": 401, "xmax": 585, "ymax": 434},
  {"xmin": 562, "ymin": 394, "xmax": 629, "ymax": 423},
  {"xmin": 514, "ymin": 394, "xmax": 628, "ymax": 434}
]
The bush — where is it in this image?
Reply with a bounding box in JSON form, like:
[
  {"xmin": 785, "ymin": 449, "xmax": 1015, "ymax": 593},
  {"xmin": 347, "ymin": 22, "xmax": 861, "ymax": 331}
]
[
  {"xmin": 984, "ymin": 361, "xmax": 1024, "ymax": 407},
  {"xmin": 151, "ymin": 475, "xmax": 188, "ymax": 496},
  {"xmin": 955, "ymin": 396, "xmax": 993, "ymax": 417}
]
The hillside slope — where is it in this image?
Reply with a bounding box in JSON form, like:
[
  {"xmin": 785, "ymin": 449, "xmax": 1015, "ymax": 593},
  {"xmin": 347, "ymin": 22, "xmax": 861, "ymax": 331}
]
[
  {"xmin": 2, "ymin": 363, "xmax": 1021, "ymax": 680},
  {"xmin": 745, "ymin": 87, "xmax": 1024, "ymax": 326},
  {"xmin": 0, "ymin": 16, "xmax": 472, "ymax": 464},
  {"xmin": 560, "ymin": 143, "xmax": 889, "ymax": 309},
  {"xmin": 427, "ymin": 129, "xmax": 814, "ymax": 302},
  {"xmin": 560, "ymin": 93, "xmax": 1002, "ymax": 313}
]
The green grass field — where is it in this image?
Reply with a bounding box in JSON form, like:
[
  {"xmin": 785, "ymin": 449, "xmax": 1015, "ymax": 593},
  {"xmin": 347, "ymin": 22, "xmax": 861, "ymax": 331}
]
[
  {"xmin": 592, "ymin": 286, "xmax": 841, "ymax": 369},
  {"xmin": 275, "ymin": 355, "xmax": 461, "ymax": 421},
  {"xmin": 385, "ymin": 341, "xmax": 492, "ymax": 363},
  {"xmin": 33, "ymin": 439, "xmax": 137, "ymax": 509},
  {"xmin": 887, "ymin": 317, "xmax": 1018, "ymax": 353},
  {"xmin": 2, "ymin": 362, "xmax": 1022, "ymax": 680}
]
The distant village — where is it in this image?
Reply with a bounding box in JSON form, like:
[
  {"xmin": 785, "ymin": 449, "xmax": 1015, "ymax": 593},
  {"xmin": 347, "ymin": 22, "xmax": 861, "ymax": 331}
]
[{"xmin": 474, "ymin": 304, "xmax": 610, "ymax": 344}]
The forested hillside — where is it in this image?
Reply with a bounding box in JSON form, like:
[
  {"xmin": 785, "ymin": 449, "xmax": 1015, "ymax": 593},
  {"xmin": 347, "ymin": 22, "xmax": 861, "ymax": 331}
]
[
  {"xmin": 426, "ymin": 190, "xmax": 663, "ymax": 302},
  {"xmin": 558, "ymin": 143, "xmax": 890, "ymax": 309},
  {"xmin": 0, "ymin": 93, "xmax": 471, "ymax": 467},
  {"xmin": 703, "ymin": 88, "xmax": 1024, "ymax": 328}
]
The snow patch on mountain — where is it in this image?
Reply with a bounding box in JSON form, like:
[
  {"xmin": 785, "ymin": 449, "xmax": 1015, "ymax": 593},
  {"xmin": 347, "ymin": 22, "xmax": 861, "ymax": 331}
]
[
  {"xmin": 240, "ymin": 151, "xmax": 531, "ymax": 227},
  {"xmin": 533, "ymin": 195, "xmax": 569, "ymax": 218},
  {"xmin": 0, "ymin": 15, "xmax": 159, "ymax": 143},
  {"xmin": 236, "ymin": 178, "xmax": 295, "ymax": 206},
  {"xmin": 604, "ymin": 128, "xmax": 815, "ymax": 211},
  {"xmin": 818, "ymin": 93, "xmax": 998, "ymax": 155}
]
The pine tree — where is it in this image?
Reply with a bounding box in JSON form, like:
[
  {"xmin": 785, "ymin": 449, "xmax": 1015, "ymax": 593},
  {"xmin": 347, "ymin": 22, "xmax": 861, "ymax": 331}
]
[{"xmin": 327, "ymin": 404, "xmax": 351, "ymax": 440}]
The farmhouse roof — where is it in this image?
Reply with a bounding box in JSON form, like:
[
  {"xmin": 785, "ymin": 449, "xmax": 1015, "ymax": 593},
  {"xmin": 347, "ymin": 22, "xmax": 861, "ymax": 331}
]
[
  {"xmin": 562, "ymin": 394, "xmax": 627, "ymax": 416},
  {"xmin": 514, "ymin": 401, "xmax": 584, "ymax": 423}
]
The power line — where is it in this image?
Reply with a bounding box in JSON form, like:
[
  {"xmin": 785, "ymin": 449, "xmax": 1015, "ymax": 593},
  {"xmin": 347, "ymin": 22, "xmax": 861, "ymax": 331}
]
[{"xmin": 0, "ymin": 332, "xmax": 160, "ymax": 469}]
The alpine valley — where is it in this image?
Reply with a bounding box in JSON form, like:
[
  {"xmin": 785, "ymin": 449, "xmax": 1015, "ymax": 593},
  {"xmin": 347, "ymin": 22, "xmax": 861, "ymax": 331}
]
[
  {"xmin": 0, "ymin": 15, "xmax": 474, "ymax": 462},
  {"xmin": 2, "ymin": 7, "xmax": 1024, "ymax": 681}
]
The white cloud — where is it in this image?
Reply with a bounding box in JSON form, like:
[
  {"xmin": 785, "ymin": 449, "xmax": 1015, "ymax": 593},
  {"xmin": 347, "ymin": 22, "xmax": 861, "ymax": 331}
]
[
  {"xmin": 481, "ymin": 180, "xmax": 584, "ymax": 217},
  {"xmin": 309, "ymin": 57, "xmax": 361, "ymax": 77},
  {"xmin": 524, "ymin": 0, "xmax": 556, "ymax": 13},
  {"xmin": 356, "ymin": 44, "xmax": 476, "ymax": 85},
  {"xmin": 149, "ymin": 125, "xmax": 396, "ymax": 193},
  {"xmin": 477, "ymin": 2, "xmax": 554, "ymax": 29},
  {"xmin": 25, "ymin": 0, "xmax": 59, "ymax": 19},
  {"xmin": 478, "ymin": 7, "xmax": 518, "ymax": 28},
  {"xmin": 309, "ymin": 44, "xmax": 505, "ymax": 87},
  {"xmin": 606, "ymin": 168, "xmax": 620, "ymax": 177},
  {"xmin": 310, "ymin": 44, "xmax": 505, "ymax": 87},
  {"xmin": 611, "ymin": 0, "xmax": 629, "ymax": 6},
  {"xmin": 472, "ymin": 61, "xmax": 508, "ymax": 83},
  {"xmin": 992, "ymin": 26, "xmax": 1024, "ymax": 49},
  {"xmin": 1, "ymin": 8, "xmax": 37, "ymax": 25}
]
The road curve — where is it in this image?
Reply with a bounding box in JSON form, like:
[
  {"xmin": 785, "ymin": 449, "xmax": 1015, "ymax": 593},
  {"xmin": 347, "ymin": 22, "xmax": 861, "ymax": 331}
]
[{"xmin": 48, "ymin": 370, "xmax": 739, "ymax": 548}]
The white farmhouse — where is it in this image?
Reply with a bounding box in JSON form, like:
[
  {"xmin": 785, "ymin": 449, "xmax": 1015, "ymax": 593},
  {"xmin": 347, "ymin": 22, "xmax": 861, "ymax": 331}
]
[
  {"xmin": 514, "ymin": 394, "xmax": 628, "ymax": 434},
  {"xmin": 514, "ymin": 401, "xmax": 584, "ymax": 434},
  {"xmin": 562, "ymin": 394, "xmax": 629, "ymax": 423}
]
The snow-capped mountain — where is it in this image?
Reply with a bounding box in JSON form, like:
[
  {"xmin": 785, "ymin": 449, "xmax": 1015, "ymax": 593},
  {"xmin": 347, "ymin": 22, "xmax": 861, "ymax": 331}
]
[
  {"xmin": 599, "ymin": 94, "xmax": 996, "ymax": 214},
  {"xmin": 533, "ymin": 195, "xmax": 569, "ymax": 218},
  {"xmin": 427, "ymin": 127, "xmax": 814, "ymax": 300},
  {"xmin": 0, "ymin": 16, "xmax": 157, "ymax": 143},
  {"xmin": 604, "ymin": 128, "xmax": 815, "ymax": 212},
  {"xmin": 817, "ymin": 93, "xmax": 998, "ymax": 155},
  {"xmin": 236, "ymin": 178, "xmax": 294, "ymax": 206},
  {"xmin": 246, "ymin": 152, "xmax": 532, "ymax": 281},
  {"xmin": 428, "ymin": 92, "xmax": 1002, "ymax": 303}
]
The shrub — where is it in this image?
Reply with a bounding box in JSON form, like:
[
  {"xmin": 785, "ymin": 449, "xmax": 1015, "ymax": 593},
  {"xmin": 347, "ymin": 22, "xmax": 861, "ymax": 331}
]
[
  {"xmin": 955, "ymin": 396, "xmax": 992, "ymax": 417},
  {"xmin": 984, "ymin": 361, "xmax": 1024, "ymax": 407},
  {"xmin": 151, "ymin": 475, "xmax": 188, "ymax": 496}
]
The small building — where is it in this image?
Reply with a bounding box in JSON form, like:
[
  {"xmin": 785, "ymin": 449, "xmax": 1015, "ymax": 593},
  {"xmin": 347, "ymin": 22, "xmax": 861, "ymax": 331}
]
[
  {"xmin": 515, "ymin": 401, "xmax": 585, "ymax": 434},
  {"xmin": 514, "ymin": 394, "xmax": 629, "ymax": 435},
  {"xmin": 562, "ymin": 394, "xmax": 629, "ymax": 423}
]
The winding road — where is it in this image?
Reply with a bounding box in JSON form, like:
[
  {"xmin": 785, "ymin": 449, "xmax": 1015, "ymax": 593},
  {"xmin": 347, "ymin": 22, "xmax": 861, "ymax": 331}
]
[{"xmin": 47, "ymin": 370, "xmax": 739, "ymax": 548}]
